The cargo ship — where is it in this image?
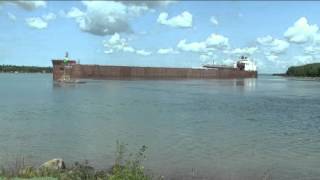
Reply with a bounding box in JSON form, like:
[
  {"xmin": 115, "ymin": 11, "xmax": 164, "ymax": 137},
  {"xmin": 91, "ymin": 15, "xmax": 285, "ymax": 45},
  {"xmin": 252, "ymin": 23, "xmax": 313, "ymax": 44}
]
[{"xmin": 52, "ymin": 53, "xmax": 257, "ymax": 81}]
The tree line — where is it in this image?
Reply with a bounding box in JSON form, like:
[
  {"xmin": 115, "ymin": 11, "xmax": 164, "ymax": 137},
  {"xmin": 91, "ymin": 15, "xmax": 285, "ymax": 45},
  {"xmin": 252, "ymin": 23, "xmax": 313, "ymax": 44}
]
[
  {"xmin": 0, "ymin": 65, "xmax": 52, "ymax": 73},
  {"xmin": 286, "ymin": 63, "xmax": 320, "ymax": 77}
]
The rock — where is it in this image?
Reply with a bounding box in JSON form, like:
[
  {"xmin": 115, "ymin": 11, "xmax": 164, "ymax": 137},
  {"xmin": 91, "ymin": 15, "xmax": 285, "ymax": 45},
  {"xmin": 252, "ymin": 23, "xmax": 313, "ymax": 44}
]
[{"xmin": 40, "ymin": 158, "xmax": 66, "ymax": 170}]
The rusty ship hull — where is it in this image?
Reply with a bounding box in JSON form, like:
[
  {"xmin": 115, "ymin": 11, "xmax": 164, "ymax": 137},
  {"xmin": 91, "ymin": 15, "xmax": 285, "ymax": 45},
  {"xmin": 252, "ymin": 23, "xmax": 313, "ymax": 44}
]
[{"xmin": 52, "ymin": 60, "xmax": 257, "ymax": 81}]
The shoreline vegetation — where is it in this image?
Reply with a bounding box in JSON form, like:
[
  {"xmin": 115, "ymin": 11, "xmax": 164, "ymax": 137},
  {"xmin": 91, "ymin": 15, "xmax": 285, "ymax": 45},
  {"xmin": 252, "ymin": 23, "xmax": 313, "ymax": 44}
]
[
  {"xmin": 0, "ymin": 143, "xmax": 155, "ymax": 180},
  {"xmin": 0, "ymin": 143, "xmax": 273, "ymax": 180},
  {"xmin": 0, "ymin": 65, "xmax": 52, "ymax": 73},
  {"xmin": 273, "ymin": 63, "xmax": 320, "ymax": 77}
]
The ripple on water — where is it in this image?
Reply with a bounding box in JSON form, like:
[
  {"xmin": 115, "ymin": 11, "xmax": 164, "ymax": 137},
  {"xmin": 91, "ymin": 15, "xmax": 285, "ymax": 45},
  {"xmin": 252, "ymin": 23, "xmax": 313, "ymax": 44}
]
[{"xmin": 0, "ymin": 75, "xmax": 320, "ymax": 179}]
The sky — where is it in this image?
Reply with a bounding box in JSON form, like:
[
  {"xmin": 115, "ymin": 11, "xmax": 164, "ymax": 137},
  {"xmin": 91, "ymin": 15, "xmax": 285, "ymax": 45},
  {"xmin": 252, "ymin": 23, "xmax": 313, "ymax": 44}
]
[{"xmin": 1, "ymin": 1, "xmax": 320, "ymax": 73}]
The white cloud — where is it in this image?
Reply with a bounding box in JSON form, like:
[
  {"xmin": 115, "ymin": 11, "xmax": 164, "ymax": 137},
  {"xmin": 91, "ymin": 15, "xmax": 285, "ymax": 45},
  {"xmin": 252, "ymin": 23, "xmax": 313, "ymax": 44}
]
[
  {"xmin": 7, "ymin": 12, "xmax": 16, "ymax": 21},
  {"xmin": 205, "ymin": 33, "xmax": 229, "ymax": 49},
  {"xmin": 222, "ymin": 58, "xmax": 234, "ymax": 65},
  {"xmin": 121, "ymin": 1, "xmax": 173, "ymax": 8},
  {"xmin": 103, "ymin": 33, "xmax": 135, "ymax": 53},
  {"xmin": 66, "ymin": 7, "xmax": 85, "ymax": 18},
  {"xmin": 293, "ymin": 55, "xmax": 313, "ymax": 65},
  {"xmin": 313, "ymin": 33, "xmax": 320, "ymax": 45},
  {"xmin": 1, "ymin": 1, "xmax": 46, "ymax": 11},
  {"xmin": 177, "ymin": 39, "xmax": 207, "ymax": 52},
  {"xmin": 157, "ymin": 11, "xmax": 193, "ymax": 28},
  {"xmin": 108, "ymin": 33, "xmax": 125, "ymax": 45},
  {"xmin": 42, "ymin": 13, "xmax": 56, "ymax": 21},
  {"xmin": 266, "ymin": 54, "xmax": 278, "ymax": 62},
  {"xmin": 199, "ymin": 55, "xmax": 211, "ymax": 63},
  {"xmin": 122, "ymin": 46, "xmax": 135, "ymax": 53},
  {"xmin": 304, "ymin": 46, "xmax": 320, "ymax": 55},
  {"xmin": 284, "ymin": 17, "xmax": 319, "ymax": 43},
  {"xmin": 66, "ymin": 1, "xmax": 171, "ymax": 36},
  {"xmin": 257, "ymin": 35, "xmax": 273, "ymax": 45},
  {"xmin": 104, "ymin": 49, "xmax": 114, "ymax": 54},
  {"xmin": 80, "ymin": 1, "xmax": 131, "ymax": 36},
  {"xmin": 269, "ymin": 39, "xmax": 289, "ymax": 54},
  {"xmin": 230, "ymin": 47, "xmax": 258, "ymax": 55},
  {"xmin": 257, "ymin": 36, "xmax": 289, "ymax": 54},
  {"xmin": 25, "ymin": 17, "xmax": 47, "ymax": 29},
  {"xmin": 157, "ymin": 48, "xmax": 178, "ymax": 54},
  {"xmin": 136, "ymin": 49, "xmax": 152, "ymax": 56},
  {"xmin": 176, "ymin": 33, "xmax": 229, "ymax": 54},
  {"xmin": 25, "ymin": 13, "xmax": 57, "ymax": 30},
  {"xmin": 103, "ymin": 33, "xmax": 153, "ymax": 55},
  {"xmin": 210, "ymin": 16, "xmax": 218, "ymax": 25}
]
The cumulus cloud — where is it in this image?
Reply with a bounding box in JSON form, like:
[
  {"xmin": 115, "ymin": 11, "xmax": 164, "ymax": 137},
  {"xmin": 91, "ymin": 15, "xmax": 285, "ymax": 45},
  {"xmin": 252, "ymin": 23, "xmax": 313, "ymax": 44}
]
[
  {"xmin": 205, "ymin": 33, "xmax": 229, "ymax": 49},
  {"xmin": 210, "ymin": 16, "xmax": 218, "ymax": 25},
  {"xmin": 66, "ymin": 1, "xmax": 171, "ymax": 36},
  {"xmin": 313, "ymin": 33, "xmax": 320, "ymax": 45},
  {"xmin": 177, "ymin": 39, "xmax": 207, "ymax": 52},
  {"xmin": 222, "ymin": 58, "xmax": 235, "ymax": 65},
  {"xmin": 121, "ymin": 1, "xmax": 173, "ymax": 8},
  {"xmin": 42, "ymin": 13, "xmax": 56, "ymax": 21},
  {"xmin": 293, "ymin": 55, "xmax": 314, "ymax": 65},
  {"xmin": 157, "ymin": 48, "xmax": 178, "ymax": 54},
  {"xmin": 122, "ymin": 46, "xmax": 135, "ymax": 53},
  {"xmin": 136, "ymin": 49, "xmax": 152, "ymax": 56},
  {"xmin": 257, "ymin": 35, "xmax": 273, "ymax": 45},
  {"xmin": 75, "ymin": 1, "xmax": 131, "ymax": 36},
  {"xmin": 266, "ymin": 54, "xmax": 278, "ymax": 62},
  {"xmin": 103, "ymin": 33, "xmax": 153, "ymax": 56},
  {"xmin": 304, "ymin": 46, "xmax": 320, "ymax": 55},
  {"xmin": 66, "ymin": 7, "xmax": 85, "ymax": 18},
  {"xmin": 25, "ymin": 12, "xmax": 57, "ymax": 30},
  {"xmin": 257, "ymin": 36, "xmax": 289, "ymax": 54},
  {"xmin": 25, "ymin": 17, "xmax": 47, "ymax": 29},
  {"xmin": 103, "ymin": 33, "xmax": 135, "ymax": 53},
  {"xmin": 104, "ymin": 49, "xmax": 114, "ymax": 54},
  {"xmin": 177, "ymin": 33, "xmax": 229, "ymax": 53},
  {"xmin": 157, "ymin": 11, "xmax": 193, "ymax": 28},
  {"xmin": 7, "ymin": 12, "xmax": 16, "ymax": 21},
  {"xmin": 199, "ymin": 55, "xmax": 212, "ymax": 63},
  {"xmin": 268, "ymin": 39, "xmax": 289, "ymax": 54},
  {"xmin": 284, "ymin": 17, "xmax": 319, "ymax": 43},
  {"xmin": 1, "ymin": 1, "xmax": 46, "ymax": 11},
  {"xmin": 230, "ymin": 47, "xmax": 258, "ymax": 55}
]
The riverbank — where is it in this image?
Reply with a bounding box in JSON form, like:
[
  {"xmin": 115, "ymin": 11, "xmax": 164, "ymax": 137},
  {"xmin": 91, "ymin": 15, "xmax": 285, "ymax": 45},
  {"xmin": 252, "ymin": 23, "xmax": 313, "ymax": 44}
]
[{"xmin": 0, "ymin": 144, "xmax": 153, "ymax": 180}]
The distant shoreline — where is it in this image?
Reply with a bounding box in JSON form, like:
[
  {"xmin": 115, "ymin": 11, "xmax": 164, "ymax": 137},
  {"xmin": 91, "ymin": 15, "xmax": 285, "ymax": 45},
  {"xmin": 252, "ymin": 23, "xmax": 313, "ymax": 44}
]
[
  {"xmin": 272, "ymin": 63, "xmax": 320, "ymax": 78},
  {"xmin": 284, "ymin": 63, "xmax": 320, "ymax": 77},
  {"xmin": 0, "ymin": 71, "xmax": 52, "ymax": 74},
  {"xmin": 0, "ymin": 65, "xmax": 52, "ymax": 73}
]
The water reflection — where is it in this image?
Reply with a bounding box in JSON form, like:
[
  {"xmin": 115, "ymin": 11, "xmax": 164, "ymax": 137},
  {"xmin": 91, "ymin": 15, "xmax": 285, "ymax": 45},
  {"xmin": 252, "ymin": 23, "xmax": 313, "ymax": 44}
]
[
  {"xmin": 52, "ymin": 81, "xmax": 87, "ymax": 89},
  {"xmin": 233, "ymin": 78, "xmax": 257, "ymax": 92}
]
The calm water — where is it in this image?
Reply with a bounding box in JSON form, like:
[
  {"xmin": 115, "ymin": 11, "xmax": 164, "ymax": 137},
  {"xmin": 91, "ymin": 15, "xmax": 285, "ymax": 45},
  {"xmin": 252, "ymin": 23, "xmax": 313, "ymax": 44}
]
[{"xmin": 0, "ymin": 74, "xmax": 319, "ymax": 180}]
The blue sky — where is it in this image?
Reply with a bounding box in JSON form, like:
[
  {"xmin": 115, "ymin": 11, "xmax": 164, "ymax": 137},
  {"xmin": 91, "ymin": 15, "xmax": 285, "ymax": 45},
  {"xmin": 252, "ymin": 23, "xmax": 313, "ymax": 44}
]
[{"xmin": 1, "ymin": 1, "xmax": 320, "ymax": 73}]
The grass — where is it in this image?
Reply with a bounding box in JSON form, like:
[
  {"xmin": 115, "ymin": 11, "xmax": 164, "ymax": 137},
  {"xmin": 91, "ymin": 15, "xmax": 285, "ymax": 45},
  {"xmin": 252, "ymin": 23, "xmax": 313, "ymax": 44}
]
[{"xmin": 0, "ymin": 142, "xmax": 154, "ymax": 180}]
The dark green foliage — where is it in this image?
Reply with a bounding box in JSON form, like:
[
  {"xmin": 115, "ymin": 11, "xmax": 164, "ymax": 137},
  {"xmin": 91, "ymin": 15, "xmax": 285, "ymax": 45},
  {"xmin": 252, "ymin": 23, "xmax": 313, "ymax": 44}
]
[
  {"xmin": 0, "ymin": 65, "xmax": 52, "ymax": 73},
  {"xmin": 286, "ymin": 63, "xmax": 320, "ymax": 77},
  {"xmin": 108, "ymin": 142, "xmax": 150, "ymax": 180}
]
